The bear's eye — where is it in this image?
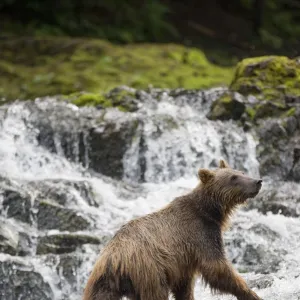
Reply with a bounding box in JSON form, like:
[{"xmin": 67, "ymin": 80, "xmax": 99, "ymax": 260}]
[{"xmin": 231, "ymin": 175, "xmax": 237, "ymax": 181}]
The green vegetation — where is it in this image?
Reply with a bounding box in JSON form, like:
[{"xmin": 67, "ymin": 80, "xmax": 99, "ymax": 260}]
[
  {"xmin": 0, "ymin": 0, "xmax": 177, "ymax": 43},
  {"xmin": 2, "ymin": 0, "xmax": 300, "ymax": 55},
  {"xmin": 0, "ymin": 37, "xmax": 234, "ymax": 101}
]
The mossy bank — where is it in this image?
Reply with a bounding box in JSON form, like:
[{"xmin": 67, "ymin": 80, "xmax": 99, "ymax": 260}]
[{"xmin": 0, "ymin": 37, "xmax": 233, "ymax": 101}]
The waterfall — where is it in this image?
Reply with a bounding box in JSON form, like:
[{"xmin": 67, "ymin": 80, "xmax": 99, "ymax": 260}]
[{"xmin": 0, "ymin": 89, "xmax": 299, "ymax": 300}]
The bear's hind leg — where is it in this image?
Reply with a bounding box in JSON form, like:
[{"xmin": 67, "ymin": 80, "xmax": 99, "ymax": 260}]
[{"xmin": 172, "ymin": 276, "xmax": 195, "ymax": 300}]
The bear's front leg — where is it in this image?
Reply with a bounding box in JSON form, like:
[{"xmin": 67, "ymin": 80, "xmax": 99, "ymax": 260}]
[
  {"xmin": 172, "ymin": 276, "xmax": 196, "ymax": 300},
  {"xmin": 201, "ymin": 259, "xmax": 262, "ymax": 300}
]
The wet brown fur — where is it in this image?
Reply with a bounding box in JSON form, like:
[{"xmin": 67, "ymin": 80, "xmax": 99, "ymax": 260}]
[{"xmin": 83, "ymin": 160, "xmax": 262, "ymax": 300}]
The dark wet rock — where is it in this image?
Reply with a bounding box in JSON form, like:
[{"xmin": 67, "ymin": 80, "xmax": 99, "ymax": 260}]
[
  {"xmin": 88, "ymin": 119, "xmax": 138, "ymax": 179},
  {"xmin": 254, "ymin": 101, "xmax": 286, "ymax": 119},
  {"xmin": 37, "ymin": 200, "xmax": 91, "ymax": 231},
  {"xmin": 291, "ymin": 147, "xmax": 300, "ymax": 182},
  {"xmin": 256, "ymin": 118, "xmax": 300, "ymax": 180},
  {"xmin": 0, "ymin": 259, "xmax": 54, "ymax": 300},
  {"xmin": 36, "ymin": 233, "xmax": 102, "ymax": 255},
  {"xmin": 1, "ymin": 190, "xmax": 32, "ymax": 224},
  {"xmin": 207, "ymin": 92, "xmax": 246, "ymax": 121},
  {"xmin": 285, "ymin": 116, "xmax": 298, "ymax": 136},
  {"xmin": 285, "ymin": 94, "xmax": 300, "ymax": 105},
  {"xmin": 0, "ymin": 221, "xmax": 19, "ymax": 255},
  {"xmin": 292, "ymin": 161, "xmax": 300, "ymax": 182}
]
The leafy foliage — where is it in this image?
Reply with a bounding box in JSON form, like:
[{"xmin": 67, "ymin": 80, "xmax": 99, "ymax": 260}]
[{"xmin": 0, "ymin": 0, "xmax": 178, "ymax": 43}]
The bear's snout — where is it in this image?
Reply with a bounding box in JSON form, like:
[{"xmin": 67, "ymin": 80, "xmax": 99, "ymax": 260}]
[{"xmin": 256, "ymin": 179, "xmax": 262, "ymax": 188}]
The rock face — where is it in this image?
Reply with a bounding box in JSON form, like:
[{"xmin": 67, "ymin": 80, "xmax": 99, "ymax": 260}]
[
  {"xmin": 37, "ymin": 201, "xmax": 91, "ymax": 231},
  {"xmin": 0, "ymin": 259, "xmax": 54, "ymax": 300}
]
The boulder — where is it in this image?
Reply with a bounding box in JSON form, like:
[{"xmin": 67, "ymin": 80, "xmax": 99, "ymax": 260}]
[
  {"xmin": 230, "ymin": 56, "xmax": 300, "ymax": 121},
  {"xmin": 231, "ymin": 56, "xmax": 300, "ymax": 103}
]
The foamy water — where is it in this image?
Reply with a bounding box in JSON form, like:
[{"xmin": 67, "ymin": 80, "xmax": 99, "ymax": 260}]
[{"xmin": 0, "ymin": 89, "xmax": 299, "ymax": 299}]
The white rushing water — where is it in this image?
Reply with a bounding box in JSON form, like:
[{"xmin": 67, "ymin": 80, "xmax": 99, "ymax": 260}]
[{"xmin": 0, "ymin": 89, "xmax": 299, "ymax": 300}]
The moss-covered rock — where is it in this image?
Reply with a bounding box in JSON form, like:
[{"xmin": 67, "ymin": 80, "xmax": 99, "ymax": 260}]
[
  {"xmin": 227, "ymin": 56, "xmax": 300, "ymax": 121},
  {"xmin": 67, "ymin": 86, "xmax": 138, "ymax": 112},
  {"xmin": 0, "ymin": 37, "xmax": 233, "ymax": 100},
  {"xmin": 230, "ymin": 56, "xmax": 300, "ymax": 103}
]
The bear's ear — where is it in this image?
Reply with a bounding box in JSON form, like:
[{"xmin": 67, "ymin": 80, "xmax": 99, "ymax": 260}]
[
  {"xmin": 198, "ymin": 169, "xmax": 215, "ymax": 184},
  {"xmin": 219, "ymin": 159, "xmax": 230, "ymax": 169}
]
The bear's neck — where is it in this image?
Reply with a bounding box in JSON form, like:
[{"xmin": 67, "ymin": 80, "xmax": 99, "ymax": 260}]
[{"xmin": 192, "ymin": 188, "xmax": 236, "ymax": 230}]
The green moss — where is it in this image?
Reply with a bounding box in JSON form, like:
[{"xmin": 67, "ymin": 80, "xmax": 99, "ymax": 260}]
[
  {"xmin": 246, "ymin": 107, "xmax": 256, "ymax": 120},
  {"xmin": 71, "ymin": 93, "xmax": 109, "ymax": 107},
  {"xmin": 281, "ymin": 107, "xmax": 296, "ymax": 118},
  {"xmin": 0, "ymin": 37, "xmax": 234, "ymax": 101},
  {"xmin": 230, "ymin": 56, "xmax": 300, "ymax": 104},
  {"xmin": 220, "ymin": 94, "xmax": 232, "ymax": 104},
  {"xmin": 66, "ymin": 88, "xmax": 137, "ymax": 111}
]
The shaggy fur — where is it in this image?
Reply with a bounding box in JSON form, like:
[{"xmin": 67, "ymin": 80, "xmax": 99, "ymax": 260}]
[{"xmin": 83, "ymin": 160, "xmax": 262, "ymax": 300}]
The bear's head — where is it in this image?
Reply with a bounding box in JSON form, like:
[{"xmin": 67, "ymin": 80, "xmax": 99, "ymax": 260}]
[{"xmin": 198, "ymin": 159, "xmax": 262, "ymax": 205}]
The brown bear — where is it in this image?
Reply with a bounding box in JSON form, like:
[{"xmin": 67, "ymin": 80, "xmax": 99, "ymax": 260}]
[{"xmin": 83, "ymin": 160, "xmax": 263, "ymax": 300}]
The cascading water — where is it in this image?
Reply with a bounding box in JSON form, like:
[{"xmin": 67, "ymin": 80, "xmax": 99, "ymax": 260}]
[{"xmin": 0, "ymin": 87, "xmax": 299, "ymax": 300}]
